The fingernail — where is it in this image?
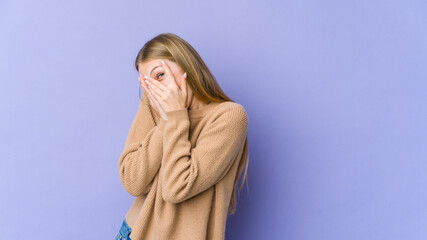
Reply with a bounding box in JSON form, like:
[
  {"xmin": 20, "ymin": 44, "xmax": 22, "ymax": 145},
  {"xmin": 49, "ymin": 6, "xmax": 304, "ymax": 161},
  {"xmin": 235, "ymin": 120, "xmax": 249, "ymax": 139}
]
[
  {"xmin": 145, "ymin": 79, "xmax": 149, "ymax": 84},
  {"xmin": 184, "ymin": 72, "xmax": 187, "ymax": 78},
  {"xmin": 161, "ymin": 60, "xmax": 165, "ymax": 65}
]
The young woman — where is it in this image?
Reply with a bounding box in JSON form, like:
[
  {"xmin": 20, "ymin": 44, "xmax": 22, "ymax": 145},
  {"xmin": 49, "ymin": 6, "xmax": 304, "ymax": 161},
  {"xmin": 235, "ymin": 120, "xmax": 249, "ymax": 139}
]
[{"xmin": 115, "ymin": 33, "xmax": 249, "ymax": 240}]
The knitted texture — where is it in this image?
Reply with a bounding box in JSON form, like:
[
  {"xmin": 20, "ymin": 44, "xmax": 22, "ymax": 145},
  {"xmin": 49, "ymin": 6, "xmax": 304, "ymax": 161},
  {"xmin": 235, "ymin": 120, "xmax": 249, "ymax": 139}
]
[{"xmin": 118, "ymin": 91, "xmax": 248, "ymax": 240}]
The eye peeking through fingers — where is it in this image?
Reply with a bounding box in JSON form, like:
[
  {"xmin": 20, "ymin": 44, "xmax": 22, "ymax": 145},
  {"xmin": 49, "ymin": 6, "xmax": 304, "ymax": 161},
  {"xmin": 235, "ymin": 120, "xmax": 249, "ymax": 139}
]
[{"xmin": 156, "ymin": 72, "xmax": 164, "ymax": 80}]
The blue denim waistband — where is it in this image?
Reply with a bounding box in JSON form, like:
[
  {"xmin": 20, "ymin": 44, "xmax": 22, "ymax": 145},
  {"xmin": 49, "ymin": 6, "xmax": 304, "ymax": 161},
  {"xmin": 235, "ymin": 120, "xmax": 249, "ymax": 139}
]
[{"xmin": 116, "ymin": 218, "xmax": 132, "ymax": 240}]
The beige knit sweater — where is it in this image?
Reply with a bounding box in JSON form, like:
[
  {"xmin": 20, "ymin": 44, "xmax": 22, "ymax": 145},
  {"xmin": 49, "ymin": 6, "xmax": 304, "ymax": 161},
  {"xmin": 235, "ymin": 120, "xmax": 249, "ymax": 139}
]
[{"xmin": 118, "ymin": 91, "xmax": 248, "ymax": 240}]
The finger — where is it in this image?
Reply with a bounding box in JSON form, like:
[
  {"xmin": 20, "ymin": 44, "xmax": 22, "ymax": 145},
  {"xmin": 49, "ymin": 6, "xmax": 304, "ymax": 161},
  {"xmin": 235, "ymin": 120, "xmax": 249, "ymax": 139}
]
[
  {"xmin": 147, "ymin": 82, "xmax": 165, "ymax": 105},
  {"xmin": 140, "ymin": 78, "xmax": 156, "ymax": 106},
  {"xmin": 142, "ymin": 75, "xmax": 164, "ymax": 105},
  {"xmin": 144, "ymin": 82, "xmax": 164, "ymax": 113},
  {"xmin": 161, "ymin": 60, "xmax": 173, "ymax": 79},
  {"xmin": 180, "ymin": 72, "xmax": 187, "ymax": 94},
  {"xmin": 139, "ymin": 75, "xmax": 149, "ymax": 90},
  {"xmin": 139, "ymin": 75, "xmax": 150, "ymax": 91},
  {"xmin": 144, "ymin": 75, "xmax": 168, "ymax": 92},
  {"xmin": 140, "ymin": 76, "xmax": 158, "ymax": 102},
  {"xmin": 144, "ymin": 76, "xmax": 167, "ymax": 100},
  {"xmin": 140, "ymin": 76, "xmax": 153, "ymax": 100},
  {"xmin": 161, "ymin": 60, "xmax": 179, "ymax": 90},
  {"xmin": 143, "ymin": 85, "xmax": 155, "ymax": 106}
]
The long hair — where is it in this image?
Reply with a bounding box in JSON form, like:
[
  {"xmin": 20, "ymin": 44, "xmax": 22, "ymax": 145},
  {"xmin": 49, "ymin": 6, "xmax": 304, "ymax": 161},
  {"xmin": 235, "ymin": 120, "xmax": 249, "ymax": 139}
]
[{"xmin": 134, "ymin": 33, "xmax": 249, "ymax": 215}]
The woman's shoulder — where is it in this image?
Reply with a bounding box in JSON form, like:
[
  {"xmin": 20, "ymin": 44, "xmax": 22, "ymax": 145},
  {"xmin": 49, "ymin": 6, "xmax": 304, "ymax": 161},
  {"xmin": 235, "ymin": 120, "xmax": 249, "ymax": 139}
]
[
  {"xmin": 215, "ymin": 101, "xmax": 246, "ymax": 113},
  {"xmin": 209, "ymin": 101, "xmax": 248, "ymax": 125}
]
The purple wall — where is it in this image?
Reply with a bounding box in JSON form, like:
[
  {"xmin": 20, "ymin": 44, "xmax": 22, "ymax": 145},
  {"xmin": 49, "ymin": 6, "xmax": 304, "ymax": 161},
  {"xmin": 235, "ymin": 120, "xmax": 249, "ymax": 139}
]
[{"xmin": 1, "ymin": 0, "xmax": 426, "ymax": 239}]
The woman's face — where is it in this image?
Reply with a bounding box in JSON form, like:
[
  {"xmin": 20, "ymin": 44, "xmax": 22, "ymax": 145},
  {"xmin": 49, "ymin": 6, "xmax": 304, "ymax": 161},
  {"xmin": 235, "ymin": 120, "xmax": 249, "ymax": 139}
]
[{"xmin": 137, "ymin": 59, "xmax": 184, "ymax": 87}]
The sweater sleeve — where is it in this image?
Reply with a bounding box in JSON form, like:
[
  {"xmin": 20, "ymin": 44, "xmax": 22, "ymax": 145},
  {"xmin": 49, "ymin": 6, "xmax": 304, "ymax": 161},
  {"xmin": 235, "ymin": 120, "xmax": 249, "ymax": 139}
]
[
  {"xmin": 118, "ymin": 91, "xmax": 166, "ymax": 197},
  {"xmin": 160, "ymin": 105, "xmax": 248, "ymax": 204}
]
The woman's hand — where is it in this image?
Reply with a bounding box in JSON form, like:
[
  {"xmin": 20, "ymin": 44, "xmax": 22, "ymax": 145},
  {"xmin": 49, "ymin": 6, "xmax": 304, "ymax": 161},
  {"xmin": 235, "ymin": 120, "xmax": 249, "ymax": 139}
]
[
  {"xmin": 139, "ymin": 74, "xmax": 169, "ymax": 121},
  {"xmin": 142, "ymin": 60, "xmax": 188, "ymax": 114}
]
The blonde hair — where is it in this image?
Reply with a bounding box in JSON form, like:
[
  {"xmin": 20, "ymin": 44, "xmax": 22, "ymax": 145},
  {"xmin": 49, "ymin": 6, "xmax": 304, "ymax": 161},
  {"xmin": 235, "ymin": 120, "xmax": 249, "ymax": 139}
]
[{"xmin": 134, "ymin": 33, "xmax": 249, "ymax": 215}]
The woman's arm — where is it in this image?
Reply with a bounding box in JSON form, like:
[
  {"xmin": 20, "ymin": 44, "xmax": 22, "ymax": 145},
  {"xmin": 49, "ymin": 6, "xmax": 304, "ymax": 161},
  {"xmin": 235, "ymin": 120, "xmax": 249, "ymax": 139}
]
[
  {"xmin": 160, "ymin": 104, "xmax": 248, "ymax": 203},
  {"xmin": 118, "ymin": 91, "xmax": 166, "ymax": 197}
]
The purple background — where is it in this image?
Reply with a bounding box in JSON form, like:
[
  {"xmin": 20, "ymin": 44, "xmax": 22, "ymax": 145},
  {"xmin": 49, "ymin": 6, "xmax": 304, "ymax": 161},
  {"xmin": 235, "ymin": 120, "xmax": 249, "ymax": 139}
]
[{"xmin": 1, "ymin": 0, "xmax": 426, "ymax": 239}]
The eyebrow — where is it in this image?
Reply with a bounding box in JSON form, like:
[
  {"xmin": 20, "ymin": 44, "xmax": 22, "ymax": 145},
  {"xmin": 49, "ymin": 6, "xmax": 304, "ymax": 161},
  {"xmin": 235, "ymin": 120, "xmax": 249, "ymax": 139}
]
[{"xmin": 150, "ymin": 65, "xmax": 161, "ymax": 76}]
